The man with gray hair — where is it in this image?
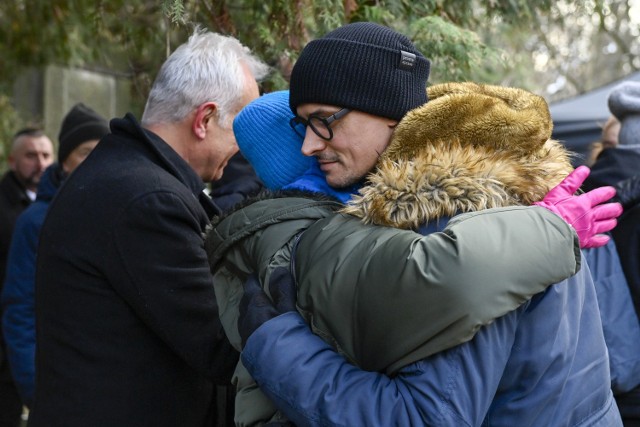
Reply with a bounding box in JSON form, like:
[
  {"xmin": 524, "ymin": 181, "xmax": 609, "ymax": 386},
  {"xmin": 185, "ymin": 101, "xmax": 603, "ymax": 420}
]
[{"xmin": 29, "ymin": 29, "xmax": 268, "ymax": 427}]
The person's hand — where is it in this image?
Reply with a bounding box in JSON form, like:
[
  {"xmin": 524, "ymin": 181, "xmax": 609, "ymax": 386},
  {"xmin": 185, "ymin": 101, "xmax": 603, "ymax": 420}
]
[
  {"xmin": 238, "ymin": 267, "xmax": 297, "ymax": 348},
  {"xmin": 534, "ymin": 166, "xmax": 623, "ymax": 249}
]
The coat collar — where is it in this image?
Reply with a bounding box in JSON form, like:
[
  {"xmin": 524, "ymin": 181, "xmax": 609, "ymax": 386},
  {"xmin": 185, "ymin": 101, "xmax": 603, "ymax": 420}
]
[
  {"xmin": 206, "ymin": 193, "xmax": 342, "ymax": 271},
  {"xmin": 343, "ymin": 140, "xmax": 572, "ymax": 229},
  {"xmin": 0, "ymin": 170, "xmax": 30, "ymax": 208},
  {"xmin": 111, "ymin": 114, "xmax": 221, "ymax": 217},
  {"xmin": 341, "ymin": 82, "xmax": 573, "ymax": 229}
]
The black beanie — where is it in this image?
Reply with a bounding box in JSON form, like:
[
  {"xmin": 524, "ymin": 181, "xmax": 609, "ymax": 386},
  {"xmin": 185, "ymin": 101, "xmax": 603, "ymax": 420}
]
[
  {"xmin": 289, "ymin": 22, "xmax": 431, "ymax": 121},
  {"xmin": 58, "ymin": 103, "xmax": 110, "ymax": 164}
]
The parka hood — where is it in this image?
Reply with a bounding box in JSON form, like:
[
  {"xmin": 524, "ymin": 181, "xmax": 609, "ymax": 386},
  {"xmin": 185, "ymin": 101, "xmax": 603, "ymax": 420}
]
[{"xmin": 342, "ymin": 82, "xmax": 573, "ymax": 229}]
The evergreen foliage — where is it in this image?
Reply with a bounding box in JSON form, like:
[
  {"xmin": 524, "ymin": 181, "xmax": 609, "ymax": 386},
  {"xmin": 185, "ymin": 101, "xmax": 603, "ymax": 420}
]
[{"xmin": 1, "ymin": 0, "xmax": 638, "ymax": 170}]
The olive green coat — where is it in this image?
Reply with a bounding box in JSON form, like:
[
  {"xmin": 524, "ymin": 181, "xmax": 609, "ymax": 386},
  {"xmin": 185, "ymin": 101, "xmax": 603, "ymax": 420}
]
[
  {"xmin": 204, "ymin": 82, "xmax": 582, "ymax": 426},
  {"xmin": 206, "ymin": 195, "xmax": 579, "ymax": 426}
]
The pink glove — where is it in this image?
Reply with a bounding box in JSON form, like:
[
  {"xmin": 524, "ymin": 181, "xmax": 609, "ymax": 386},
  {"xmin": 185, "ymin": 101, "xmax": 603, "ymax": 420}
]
[{"xmin": 534, "ymin": 166, "xmax": 623, "ymax": 249}]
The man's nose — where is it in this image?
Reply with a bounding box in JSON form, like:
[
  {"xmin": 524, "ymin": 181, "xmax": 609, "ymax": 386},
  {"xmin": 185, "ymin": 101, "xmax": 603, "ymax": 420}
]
[
  {"xmin": 36, "ymin": 154, "xmax": 48, "ymax": 169},
  {"xmin": 301, "ymin": 132, "xmax": 327, "ymax": 157}
]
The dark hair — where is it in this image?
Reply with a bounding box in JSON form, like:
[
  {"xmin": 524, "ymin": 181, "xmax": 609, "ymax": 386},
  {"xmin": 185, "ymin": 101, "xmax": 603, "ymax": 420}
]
[
  {"xmin": 11, "ymin": 128, "xmax": 46, "ymax": 151},
  {"xmin": 12, "ymin": 128, "xmax": 45, "ymax": 141}
]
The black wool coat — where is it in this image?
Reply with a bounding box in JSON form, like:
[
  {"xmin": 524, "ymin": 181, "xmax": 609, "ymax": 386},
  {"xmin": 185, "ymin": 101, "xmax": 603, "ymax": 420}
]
[
  {"xmin": 584, "ymin": 147, "xmax": 640, "ymax": 317},
  {"xmin": 0, "ymin": 171, "xmax": 31, "ymax": 383},
  {"xmin": 29, "ymin": 114, "xmax": 238, "ymax": 427},
  {"xmin": 0, "ymin": 171, "xmax": 31, "ymax": 293}
]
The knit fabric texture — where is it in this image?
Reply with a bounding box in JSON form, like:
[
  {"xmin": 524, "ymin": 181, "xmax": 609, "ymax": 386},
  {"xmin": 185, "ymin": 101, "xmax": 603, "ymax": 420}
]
[
  {"xmin": 58, "ymin": 103, "xmax": 110, "ymax": 163},
  {"xmin": 233, "ymin": 91, "xmax": 313, "ymax": 190},
  {"xmin": 289, "ymin": 22, "xmax": 430, "ymax": 121}
]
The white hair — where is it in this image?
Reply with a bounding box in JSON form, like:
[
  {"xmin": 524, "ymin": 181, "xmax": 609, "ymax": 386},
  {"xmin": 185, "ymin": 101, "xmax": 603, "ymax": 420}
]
[{"xmin": 141, "ymin": 29, "xmax": 269, "ymax": 127}]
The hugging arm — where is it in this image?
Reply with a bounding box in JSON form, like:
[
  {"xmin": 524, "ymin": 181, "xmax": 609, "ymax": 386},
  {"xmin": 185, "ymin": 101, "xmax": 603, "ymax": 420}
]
[{"xmin": 294, "ymin": 205, "xmax": 579, "ymax": 372}]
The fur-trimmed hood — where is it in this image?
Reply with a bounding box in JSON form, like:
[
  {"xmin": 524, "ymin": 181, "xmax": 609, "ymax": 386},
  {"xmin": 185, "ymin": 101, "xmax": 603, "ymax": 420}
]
[{"xmin": 342, "ymin": 82, "xmax": 573, "ymax": 229}]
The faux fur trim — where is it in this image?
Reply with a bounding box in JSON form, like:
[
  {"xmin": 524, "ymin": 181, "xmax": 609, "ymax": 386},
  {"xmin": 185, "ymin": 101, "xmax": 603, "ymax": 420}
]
[
  {"xmin": 341, "ymin": 82, "xmax": 573, "ymax": 229},
  {"xmin": 383, "ymin": 82, "xmax": 553, "ymax": 163}
]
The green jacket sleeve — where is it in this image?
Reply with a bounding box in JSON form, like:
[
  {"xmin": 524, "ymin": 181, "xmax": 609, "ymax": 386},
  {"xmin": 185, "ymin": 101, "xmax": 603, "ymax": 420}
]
[{"xmin": 294, "ymin": 205, "xmax": 580, "ymax": 374}]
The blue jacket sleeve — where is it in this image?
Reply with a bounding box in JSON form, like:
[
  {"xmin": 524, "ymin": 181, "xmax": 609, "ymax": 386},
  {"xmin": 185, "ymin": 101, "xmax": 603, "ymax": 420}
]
[
  {"xmin": 242, "ymin": 310, "xmax": 524, "ymax": 427},
  {"xmin": 1, "ymin": 209, "xmax": 41, "ymax": 407},
  {"xmin": 584, "ymin": 240, "xmax": 640, "ymax": 394}
]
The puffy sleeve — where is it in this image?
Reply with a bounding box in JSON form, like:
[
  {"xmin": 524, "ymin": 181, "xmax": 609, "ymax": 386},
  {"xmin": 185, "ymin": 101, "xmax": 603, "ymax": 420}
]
[
  {"xmin": 1, "ymin": 208, "xmax": 41, "ymax": 407},
  {"xmin": 295, "ymin": 205, "xmax": 580, "ymax": 374},
  {"xmin": 243, "ymin": 308, "xmax": 523, "ymax": 427}
]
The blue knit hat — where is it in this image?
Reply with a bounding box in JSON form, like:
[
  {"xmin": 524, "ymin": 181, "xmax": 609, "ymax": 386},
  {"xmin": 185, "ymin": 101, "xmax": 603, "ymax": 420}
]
[{"xmin": 233, "ymin": 90, "xmax": 314, "ymax": 189}]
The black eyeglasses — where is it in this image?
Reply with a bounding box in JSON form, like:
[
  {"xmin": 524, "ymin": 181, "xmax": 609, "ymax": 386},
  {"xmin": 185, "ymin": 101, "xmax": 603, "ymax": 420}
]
[{"xmin": 289, "ymin": 108, "xmax": 351, "ymax": 141}]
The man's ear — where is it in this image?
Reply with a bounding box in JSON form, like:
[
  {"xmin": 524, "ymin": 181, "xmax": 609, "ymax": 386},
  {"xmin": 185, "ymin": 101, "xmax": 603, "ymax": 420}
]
[
  {"xmin": 192, "ymin": 102, "xmax": 218, "ymax": 139},
  {"xmin": 388, "ymin": 119, "xmax": 399, "ymax": 129}
]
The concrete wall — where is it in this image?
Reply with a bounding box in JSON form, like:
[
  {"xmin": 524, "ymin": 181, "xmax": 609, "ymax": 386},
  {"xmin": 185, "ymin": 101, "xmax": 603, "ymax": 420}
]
[{"xmin": 13, "ymin": 65, "xmax": 131, "ymax": 158}]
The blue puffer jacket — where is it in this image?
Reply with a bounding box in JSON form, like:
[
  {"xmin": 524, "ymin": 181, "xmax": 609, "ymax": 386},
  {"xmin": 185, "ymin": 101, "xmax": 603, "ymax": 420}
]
[
  {"xmin": 582, "ymin": 146, "xmax": 640, "ymax": 422},
  {"xmin": 1, "ymin": 164, "xmax": 63, "ymax": 407},
  {"xmin": 243, "ymin": 232, "xmax": 620, "ymax": 427},
  {"xmin": 584, "ymin": 239, "xmax": 640, "ymax": 416}
]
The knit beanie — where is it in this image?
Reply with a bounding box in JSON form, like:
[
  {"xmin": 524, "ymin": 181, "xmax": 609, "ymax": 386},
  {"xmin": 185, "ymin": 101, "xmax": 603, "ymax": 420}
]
[
  {"xmin": 608, "ymin": 81, "xmax": 640, "ymax": 146},
  {"xmin": 58, "ymin": 103, "xmax": 110, "ymax": 163},
  {"xmin": 233, "ymin": 91, "xmax": 314, "ymax": 190},
  {"xmin": 289, "ymin": 22, "xmax": 431, "ymax": 121}
]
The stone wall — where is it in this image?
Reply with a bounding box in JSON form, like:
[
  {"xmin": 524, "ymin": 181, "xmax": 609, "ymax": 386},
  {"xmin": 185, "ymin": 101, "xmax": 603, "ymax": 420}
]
[{"xmin": 13, "ymin": 65, "xmax": 131, "ymax": 157}]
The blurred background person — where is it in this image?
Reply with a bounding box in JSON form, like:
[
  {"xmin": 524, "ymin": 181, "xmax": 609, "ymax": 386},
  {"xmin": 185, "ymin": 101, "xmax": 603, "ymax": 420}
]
[
  {"xmin": 0, "ymin": 128, "xmax": 53, "ymax": 427},
  {"xmin": 582, "ymin": 80, "xmax": 640, "ymax": 426},
  {"xmin": 582, "ymin": 82, "xmax": 638, "ymax": 193},
  {"xmin": 1, "ymin": 103, "xmax": 109, "ymax": 416},
  {"xmin": 585, "ymin": 115, "xmax": 620, "ymax": 167}
]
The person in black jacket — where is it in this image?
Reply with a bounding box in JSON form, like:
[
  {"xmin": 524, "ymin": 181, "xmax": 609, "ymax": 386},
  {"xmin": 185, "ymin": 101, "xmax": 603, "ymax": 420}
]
[
  {"xmin": 29, "ymin": 30, "xmax": 268, "ymax": 427},
  {"xmin": 2, "ymin": 103, "xmax": 108, "ymax": 413},
  {"xmin": 583, "ymin": 81, "xmax": 640, "ymax": 317},
  {"xmin": 0, "ymin": 128, "xmax": 52, "ymax": 427},
  {"xmin": 582, "ymin": 80, "xmax": 640, "ymax": 426}
]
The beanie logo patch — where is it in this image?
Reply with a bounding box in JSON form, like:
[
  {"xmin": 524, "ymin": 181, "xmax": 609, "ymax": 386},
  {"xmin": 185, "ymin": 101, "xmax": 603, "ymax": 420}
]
[{"xmin": 399, "ymin": 51, "xmax": 416, "ymax": 71}]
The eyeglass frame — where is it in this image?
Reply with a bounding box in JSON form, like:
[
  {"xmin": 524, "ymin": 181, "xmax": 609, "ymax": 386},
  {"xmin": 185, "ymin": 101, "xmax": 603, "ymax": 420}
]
[{"xmin": 289, "ymin": 108, "xmax": 351, "ymax": 141}]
